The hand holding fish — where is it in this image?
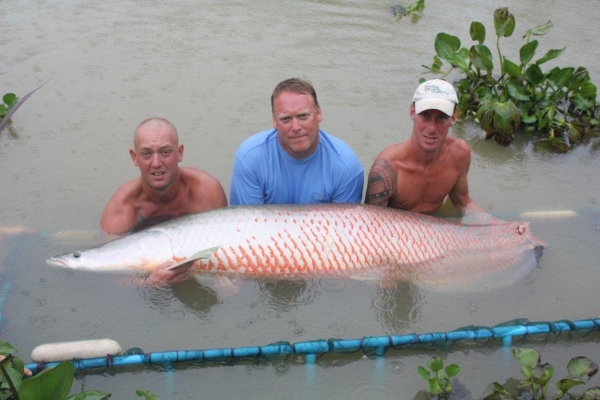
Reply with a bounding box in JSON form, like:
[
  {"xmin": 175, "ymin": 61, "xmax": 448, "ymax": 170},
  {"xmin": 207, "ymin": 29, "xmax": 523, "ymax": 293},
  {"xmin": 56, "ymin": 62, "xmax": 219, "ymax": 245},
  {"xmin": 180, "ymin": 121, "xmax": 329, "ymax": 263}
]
[
  {"xmin": 146, "ymin": 260, "xmax": 193, "ymax": 287},
  {"xmin": 213, "ymin": 275, "xmax": 242, "ymax": 297}
]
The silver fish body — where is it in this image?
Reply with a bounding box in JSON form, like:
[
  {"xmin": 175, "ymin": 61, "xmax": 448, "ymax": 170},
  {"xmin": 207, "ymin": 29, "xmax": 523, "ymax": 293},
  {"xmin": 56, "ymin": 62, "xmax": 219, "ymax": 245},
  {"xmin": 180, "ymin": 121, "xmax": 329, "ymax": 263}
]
[{"xmin": 46, "ymin": 204, "xmax": 544, "ymax": 292}]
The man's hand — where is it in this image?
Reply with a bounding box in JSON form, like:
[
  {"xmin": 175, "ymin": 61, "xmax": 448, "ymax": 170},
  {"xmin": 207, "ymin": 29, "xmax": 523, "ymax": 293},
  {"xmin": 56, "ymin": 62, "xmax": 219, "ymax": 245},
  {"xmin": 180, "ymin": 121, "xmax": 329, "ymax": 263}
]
[
  {"xmin": 146, "ymin": 261, "xmax": 193, "ymax": 287},
  {"xmin": 213, "ymin": 275, "xmax": 242, "ymax": 297}
]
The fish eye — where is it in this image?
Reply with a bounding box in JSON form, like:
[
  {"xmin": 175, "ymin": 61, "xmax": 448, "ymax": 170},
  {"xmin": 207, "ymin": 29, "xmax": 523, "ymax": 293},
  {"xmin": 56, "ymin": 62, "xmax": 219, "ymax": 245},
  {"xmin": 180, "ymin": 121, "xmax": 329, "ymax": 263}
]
[{"xmin": 73, "ymin": 251, "xmax": 81, "ymax": 258}]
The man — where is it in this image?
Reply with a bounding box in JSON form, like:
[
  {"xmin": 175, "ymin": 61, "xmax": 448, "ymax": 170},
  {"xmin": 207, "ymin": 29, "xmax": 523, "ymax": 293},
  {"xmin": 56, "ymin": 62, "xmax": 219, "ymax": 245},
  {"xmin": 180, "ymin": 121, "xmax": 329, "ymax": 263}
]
[
  {"xmin": 365, "ymin": 79, "xmax": 494, "ymax": 219},
  {"xmin": 230, "ymin": 78, "xmax": 364, "ymax": 205},
  {"xmin": 101, "ymin": 117, "xmax": 227, "ymax": 285}
]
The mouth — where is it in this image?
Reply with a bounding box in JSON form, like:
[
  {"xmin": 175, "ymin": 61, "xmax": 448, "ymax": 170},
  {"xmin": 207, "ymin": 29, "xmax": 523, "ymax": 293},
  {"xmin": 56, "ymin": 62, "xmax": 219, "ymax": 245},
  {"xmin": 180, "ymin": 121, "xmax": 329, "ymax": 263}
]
[{"xmin": 46, "ymin": 257, "xmax": 68, "ymax": 268}]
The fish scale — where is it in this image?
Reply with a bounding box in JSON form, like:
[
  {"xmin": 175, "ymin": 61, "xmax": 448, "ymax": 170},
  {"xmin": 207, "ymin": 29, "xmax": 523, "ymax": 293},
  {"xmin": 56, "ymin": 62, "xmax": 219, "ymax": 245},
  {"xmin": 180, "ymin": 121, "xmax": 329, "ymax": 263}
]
[{"xmin": 47, "ymin": 203, "xmax": 545, "ymax": 292}]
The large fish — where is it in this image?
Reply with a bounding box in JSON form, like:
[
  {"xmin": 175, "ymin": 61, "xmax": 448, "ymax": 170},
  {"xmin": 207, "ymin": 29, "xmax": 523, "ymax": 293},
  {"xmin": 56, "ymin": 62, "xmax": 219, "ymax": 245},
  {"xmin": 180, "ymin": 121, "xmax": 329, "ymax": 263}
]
[{"xmin": 46, "ymin": 204, "xmax": 544, "ymax": 292}]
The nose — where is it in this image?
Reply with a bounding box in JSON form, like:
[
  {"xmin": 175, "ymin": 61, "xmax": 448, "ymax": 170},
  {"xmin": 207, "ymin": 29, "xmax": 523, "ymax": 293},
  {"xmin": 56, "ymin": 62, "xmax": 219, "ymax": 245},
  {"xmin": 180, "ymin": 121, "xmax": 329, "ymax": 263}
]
[
  {"xmin": 150, "ymin": 153, "xmax": 161, "ymax": 167},
  {"xmin": 290, "ymin": 117, "xmax": 301, "ymax": 132}
]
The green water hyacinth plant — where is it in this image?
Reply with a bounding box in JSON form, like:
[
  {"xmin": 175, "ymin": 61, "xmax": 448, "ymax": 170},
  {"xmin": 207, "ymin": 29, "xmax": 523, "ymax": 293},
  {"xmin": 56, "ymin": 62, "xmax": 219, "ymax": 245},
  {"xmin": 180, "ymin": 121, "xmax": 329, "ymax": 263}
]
[
  {"xmin": 392, "ymin": 0, "xmax": 425, "ymax": 21},
  {"xmin": 417, "ymin": 356, "xmax": 461, "ymax": 398},
  {"xmin": 0, "ymin": 80, "xmax": 50, "ymax": 134},
  {"xmin": 484, "ymin": 348, "xmax": 600, "ymax": 399},
  {"xmin": 423, "ymin": 8, "xmax": 600, "ymax": 152}
]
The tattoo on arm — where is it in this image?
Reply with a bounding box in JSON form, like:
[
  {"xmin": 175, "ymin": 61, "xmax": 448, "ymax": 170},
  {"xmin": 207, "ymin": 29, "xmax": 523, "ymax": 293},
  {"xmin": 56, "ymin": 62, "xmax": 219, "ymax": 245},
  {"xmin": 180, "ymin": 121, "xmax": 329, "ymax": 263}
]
[{"xmin": 365, "ymin": 159, "xmax": 397, "ymax": 206}]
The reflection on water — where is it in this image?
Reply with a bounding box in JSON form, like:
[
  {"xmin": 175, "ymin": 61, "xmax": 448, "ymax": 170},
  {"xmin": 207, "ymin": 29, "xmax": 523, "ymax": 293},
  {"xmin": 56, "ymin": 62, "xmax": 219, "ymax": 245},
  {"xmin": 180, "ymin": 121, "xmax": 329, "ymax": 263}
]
[
  {"xmin": 140, "ymin": 278, "xmax": 220, "ymax": 318},
  {"xmin": 372, "ymin": 282, "xmax": 420, "ymax": 334}
]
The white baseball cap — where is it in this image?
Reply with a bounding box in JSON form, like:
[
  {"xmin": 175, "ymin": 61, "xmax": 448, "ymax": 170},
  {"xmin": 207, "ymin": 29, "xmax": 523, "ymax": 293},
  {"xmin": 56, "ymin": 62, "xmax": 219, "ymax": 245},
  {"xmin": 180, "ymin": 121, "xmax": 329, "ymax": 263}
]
[{"xmin": 412, "ymin": 79, "xmax": 458, "ymax": 116}]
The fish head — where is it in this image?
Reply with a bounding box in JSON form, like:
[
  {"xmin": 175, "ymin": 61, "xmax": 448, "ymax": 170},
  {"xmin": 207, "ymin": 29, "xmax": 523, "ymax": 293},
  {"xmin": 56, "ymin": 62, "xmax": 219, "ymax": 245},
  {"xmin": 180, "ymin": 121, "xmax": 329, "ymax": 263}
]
[{"xmin": 46, "ymin": 230, "xmax": 174, "ymax": 272}]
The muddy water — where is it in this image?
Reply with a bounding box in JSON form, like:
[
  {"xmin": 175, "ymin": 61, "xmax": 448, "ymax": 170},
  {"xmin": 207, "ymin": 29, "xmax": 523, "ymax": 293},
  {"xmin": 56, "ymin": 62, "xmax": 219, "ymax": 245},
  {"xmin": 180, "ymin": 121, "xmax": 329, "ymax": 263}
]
[{"xmin": 1, "ymin": 0, "xmax": 600, "ymax": 398}]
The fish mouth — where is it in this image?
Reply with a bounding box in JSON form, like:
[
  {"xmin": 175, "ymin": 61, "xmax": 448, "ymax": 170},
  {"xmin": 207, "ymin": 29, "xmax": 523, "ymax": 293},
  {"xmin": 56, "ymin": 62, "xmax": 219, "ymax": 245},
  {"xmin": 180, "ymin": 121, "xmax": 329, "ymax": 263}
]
[{"xmin": 46, "ymin": 256, "xmax": 68, "ymax": 268}]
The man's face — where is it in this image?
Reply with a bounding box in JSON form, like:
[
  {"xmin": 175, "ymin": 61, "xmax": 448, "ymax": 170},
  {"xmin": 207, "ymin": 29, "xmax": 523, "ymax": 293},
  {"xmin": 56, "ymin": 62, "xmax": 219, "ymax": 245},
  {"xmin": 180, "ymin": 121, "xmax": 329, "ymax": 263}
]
[
  {"xmin": 409, "ymin": 104, "xmax": 456, "ymax": 152},
  {"xmin": 272, "ymin": 91, "xmax": 323, "ymax": 159},
  {"xmin": 130, "ymin": 123, "xmax": 183, "ymax": 191}
]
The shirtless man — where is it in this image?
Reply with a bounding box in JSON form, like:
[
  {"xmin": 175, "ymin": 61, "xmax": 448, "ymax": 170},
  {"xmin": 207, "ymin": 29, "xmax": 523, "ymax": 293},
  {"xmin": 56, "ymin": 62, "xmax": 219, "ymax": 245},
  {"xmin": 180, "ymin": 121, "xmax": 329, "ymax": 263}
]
[
  {"xmin": 366, "ymin": 79, "xmax": 497, "ymax": 220},
  {"xmin": 101, "ymin": 117, "xmax": 227, "ymax": 285}
]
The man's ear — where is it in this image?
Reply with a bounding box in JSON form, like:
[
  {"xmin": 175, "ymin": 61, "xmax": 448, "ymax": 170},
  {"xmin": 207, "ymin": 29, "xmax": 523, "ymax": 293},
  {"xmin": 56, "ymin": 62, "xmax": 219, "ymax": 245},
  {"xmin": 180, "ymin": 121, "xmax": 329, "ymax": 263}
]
[
  {"xmin": 178, "ymin": 144, "xmax": 184, "ymax": 162},
  {"xmin": 409, "ymin": 103, "xmax": 416, "ymax": 120},
  {"xmin": 129, "ymin": 148, "xmax": 138, "ymax": 166}
]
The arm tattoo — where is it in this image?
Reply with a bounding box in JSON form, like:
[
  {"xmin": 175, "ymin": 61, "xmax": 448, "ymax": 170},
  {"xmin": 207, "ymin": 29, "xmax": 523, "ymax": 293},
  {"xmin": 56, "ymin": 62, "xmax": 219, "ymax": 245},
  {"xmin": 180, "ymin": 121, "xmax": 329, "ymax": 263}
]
[{"xmin": 365, "ymin": 159, "xmax": 397, "ymax": 205}]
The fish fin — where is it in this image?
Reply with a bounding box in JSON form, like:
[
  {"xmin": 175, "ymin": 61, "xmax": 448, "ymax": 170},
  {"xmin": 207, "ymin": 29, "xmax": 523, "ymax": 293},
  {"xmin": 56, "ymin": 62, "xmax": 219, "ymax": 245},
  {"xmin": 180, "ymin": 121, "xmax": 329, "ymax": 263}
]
[
  {"xmin": 414, "ymin": 245, "xmax": 541, "ymax": 293},
  {"xmin": 166, "ymin": 246, "xmax": 220, "ymax": 270}
]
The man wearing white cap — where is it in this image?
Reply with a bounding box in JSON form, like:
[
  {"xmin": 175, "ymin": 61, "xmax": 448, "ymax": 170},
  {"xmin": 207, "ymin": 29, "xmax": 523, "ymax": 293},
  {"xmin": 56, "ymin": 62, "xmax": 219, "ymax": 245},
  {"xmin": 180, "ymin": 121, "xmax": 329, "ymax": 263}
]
[{"xmin": 365, "ymin": 79, "xmax": 487, "ymax": 216}]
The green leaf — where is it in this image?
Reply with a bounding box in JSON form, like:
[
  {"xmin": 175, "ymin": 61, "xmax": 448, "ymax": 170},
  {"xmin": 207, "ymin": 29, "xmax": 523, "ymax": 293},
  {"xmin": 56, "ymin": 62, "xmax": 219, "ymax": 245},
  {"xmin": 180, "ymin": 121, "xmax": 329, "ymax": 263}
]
[
  {"xmin": 513, "ymin": 348, "xmax": 540, "ymax": 369},
  {"xmin": 135, "ymin": 389, "xmax": 161, "ymax": 399},
  {"xmin": 567, "ymin": 356, "xmax": 598, "ymax": 379},
  {"xmin": 0, "ymin": 366, "xmax": 22, "ymax": 391},
  {"xmin": 535, "ymin": 47, "xmax": 566, "ymax": 65},
  {"xmin": 417, "ymin": 366, "xmax": 430, "ymax": 380},
  {"xmin": 507, "ymin": 80, "xmax": 529, "ymax": 101},
  {"xmin": 556, "ymin": 377, "xmax": 585, "ymax": 392},
  {"xmin": 10, "ymin": 357, "xmax": 25, "ymax": 378},
  {"xmin": 476, "ymin": 86, "xmax": 494, "ymax": 101},
  {"xmin": 434, "ymin": 33, "xmax": 461, "ymax": 59},
  {"xmin": 446, "ymin": 364, "xmax": 461, "ymax": 378},
  {"xmin": 524, "ymin": 63, "xmax": 544, "ymax": 85},
  {"xmin": 577, "ymin": 82, "xmax": 596, "ymax": 100},
  {"xmin": 469, "ymin": 44, "xmax": 494, "ymax": 70},
  {"xmin": 470, "ymin": 21, "xmax": 486, "ymax": 43},
  {"xmin": 18, "ymin": 361, "xmax": 75, "ymax": 400},
  {"xmin": 519, "ymin": 40, "xmax": 538, "ymax": 65},
  {"xmin": 483, "ymin": 382, "xmax": 513, "ymax": 399},
  {"xmin": 538, "ymin": 364, "xmax": 553, "ymax": 386},
  {"xmin": 2, "ymin": 94, "xmax": 17, "ymax": 108},
  {"xmin": 572, "ymin": 94, "xmax": 595, "ymax": 111},
  {"xmin": 0, "ymin": 341, "xmax": 17, "ymax": 355},
  {"xmin": 67, "ymin": 391, "xmax": 112, "ymax": 400},
  {"xmin": 428, "ymin": 378, "xmax": 442, "ymax": 395},
  {"xmin": 548, "ymin": 67, "xmax": 574, "ymax": 90},
  {"xmin": 535, "ymin": 137, "xmax": 570, "ymax": 153},
  {"xmin": 581, "ymin": 387, "xmax": 600, "ymax": 400},
  {"xmin": 428, "ymin": 356, "xmax": 443, "ymax": 372},
  {"xmin": 527, "ymin": 20, "xmax": 553, "ymax": 37},
  {"xmin": 446, "ymin": 50, "xmax": 469, "ymax": 71},
  {"xmin": 494, "ymin": 8, "xmax": 516, "ymax": 38},
  {"xmin": 492, "ymin": 100, "xmax": 521, "ymax": 137},
  {"xmin": 503, "ymin": 58, "xmax": 521, "ymax": 78}
]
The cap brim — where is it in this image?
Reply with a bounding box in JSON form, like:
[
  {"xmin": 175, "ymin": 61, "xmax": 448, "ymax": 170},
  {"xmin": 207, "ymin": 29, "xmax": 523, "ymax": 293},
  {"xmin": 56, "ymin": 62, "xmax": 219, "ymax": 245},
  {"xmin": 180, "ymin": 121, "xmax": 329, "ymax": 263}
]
[{"xmin": 414, "ymin": 98, "xmax": 455, "ymax": 116}]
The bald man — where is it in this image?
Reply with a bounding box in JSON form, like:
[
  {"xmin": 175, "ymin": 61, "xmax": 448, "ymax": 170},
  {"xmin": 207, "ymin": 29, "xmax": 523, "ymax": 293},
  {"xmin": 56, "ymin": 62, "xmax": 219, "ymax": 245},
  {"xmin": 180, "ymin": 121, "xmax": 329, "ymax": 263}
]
[{"xmin": 101, "ymin": 118, "xmax": 227, "ymax": 285}]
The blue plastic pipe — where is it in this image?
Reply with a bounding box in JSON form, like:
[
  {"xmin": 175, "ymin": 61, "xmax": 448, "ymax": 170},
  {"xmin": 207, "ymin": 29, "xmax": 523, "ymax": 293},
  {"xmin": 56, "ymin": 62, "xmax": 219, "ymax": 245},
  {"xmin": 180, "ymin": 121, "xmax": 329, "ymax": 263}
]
[{"xmin": 25, "ymin": 318, "xmax": 600, "ymax": 375}]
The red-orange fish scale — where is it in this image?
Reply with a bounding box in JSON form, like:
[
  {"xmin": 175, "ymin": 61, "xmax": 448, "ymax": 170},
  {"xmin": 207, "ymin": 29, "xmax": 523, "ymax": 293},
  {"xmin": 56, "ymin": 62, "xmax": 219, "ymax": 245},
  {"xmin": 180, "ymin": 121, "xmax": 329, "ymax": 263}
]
[{"xmin": 191, "ymin": 204, "xmax": 541, "ymax": 285}]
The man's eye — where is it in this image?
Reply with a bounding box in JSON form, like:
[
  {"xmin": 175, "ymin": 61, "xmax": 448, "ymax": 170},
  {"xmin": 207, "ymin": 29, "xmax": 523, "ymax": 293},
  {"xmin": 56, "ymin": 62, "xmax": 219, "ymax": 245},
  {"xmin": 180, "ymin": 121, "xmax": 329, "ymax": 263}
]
[
  {"xmin": 281, "ymin": 117, "xmax": 291, "ymax": 123},
  {"xmin": 298, "ymin": 114, "xmax": 309, "ymax": 120}
]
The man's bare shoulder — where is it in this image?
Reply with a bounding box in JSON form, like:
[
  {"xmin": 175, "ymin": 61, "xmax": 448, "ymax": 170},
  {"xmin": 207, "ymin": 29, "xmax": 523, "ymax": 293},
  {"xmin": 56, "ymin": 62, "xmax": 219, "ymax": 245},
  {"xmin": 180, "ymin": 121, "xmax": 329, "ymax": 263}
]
[
  {"xmin": 180, "ymin": 167, "xmax": 223, "ymax": 189},
  {"xmin": 445, "ymin": 136, "xmax": 470, "ymax": 155},
  {"xmin": 181, "ymin": 167, "xmax": 227, "ymax": 208},
  {"xmin": 105, "ymin": 178, "xmax": 142, "ymax": 209},
  {"xmin": 101, "ymin": 178, "xmax": 141, "ymax": 234},
  {"xmin": 444, "ymin": 136, "xmax": 472, "ymax": 168},
  {"xmin": 375, "ymin": 141, "xmax": 409, "ymax": 162}
]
